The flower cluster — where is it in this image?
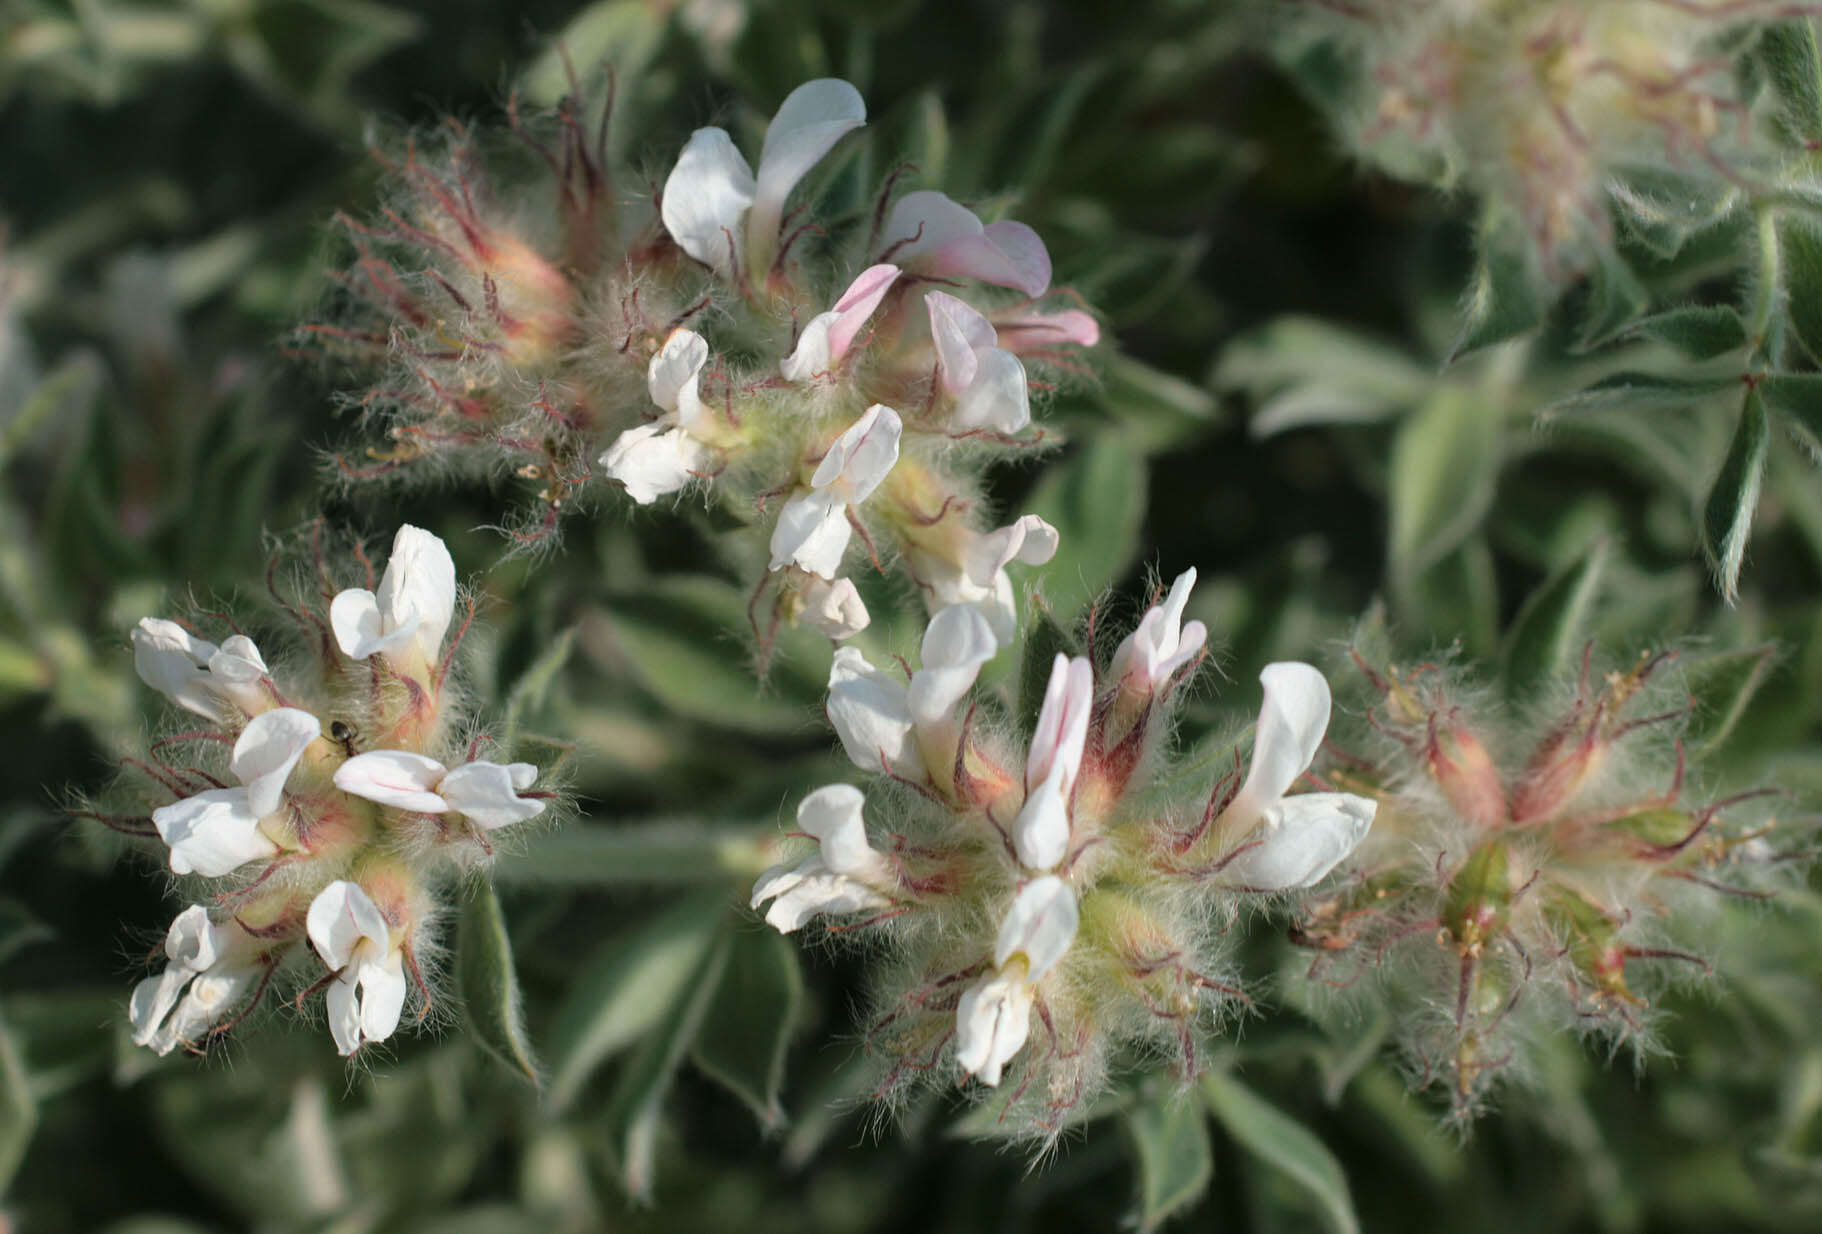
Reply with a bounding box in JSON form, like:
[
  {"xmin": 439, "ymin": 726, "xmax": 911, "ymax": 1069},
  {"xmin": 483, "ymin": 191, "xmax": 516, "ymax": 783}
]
[
  {"xmin": 753, "ymin": 571, "xmax": 1377, "ymax": 1142},
  {"xmin": 1293, "ymin": 0, "xmax": 1771, "ymax": 281},
  {"xmin": 310, "ymin": 77, "xmax": 1098, "ymax": 646},
  {"xmin": 1289, "ymin": 646, "xmax": 1787, "ymax": 1116},
  {"xmin": 109, "ymin": 526, "xmax": 549, "ymax": 1058}
]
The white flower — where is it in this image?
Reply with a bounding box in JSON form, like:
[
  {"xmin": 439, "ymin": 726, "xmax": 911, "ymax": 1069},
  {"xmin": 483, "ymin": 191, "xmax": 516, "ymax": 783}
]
[
  {"xmin": 799, "ymin": 575, "xmax": 870, "ymax": 640},
  {"xmin": 333, "ymin": 750, "xmax": 545, "ymax": 831},
  {"xmin": 879, "ymin": 190, "xmax": 1052, "ymax": 296},
  {"xmin": 600, "ymin": 328, "xmax": 715, "ymax": 504},
  {"xmin": 131, "ymin": 619, "xmax": 270, "ymax": 723},
  {"xmin": 151, "ymin": 706, "xmax": 321, "ymax": 877},
  {"xmin": 825, "ymin": 604, "xmax": 997, "ymax": 778},
  {"xmin": 909, "ymin": 513, "xmax": 1058, "ymax": 645},
  {"xmin": 956, "ymin": 876, "xmax": 1079, "ymax": 1086},
  {"xmin": 307, "ymin": 880, "xmax": 407, "ymax": 1056},
  {"xmin": 750, "ymin": 783, "xmax": 895, "ymax": 932},
  {"xmin": 329, "ymin": 525, "xmax": 457, "ymax": 668},
  {"xmin": 1213, "ymin": 662, "xmax": 1376, "ymax": 891},
  {"xmin": 925, "ymin": 290, "xmax": 1029, "ymax": 433},
  {"xmin": 1012, "ymin": 656, "xmax": 1094, "ymax": 871},
  {"xmin": 1109, "ymin": 568, "xmax": 1208, "ymax": 695},
  {"xmin": 129, "ymin": 906, "xmax": 261, "ymax": 1056},
  {"xmin": 768, "ymin": 404, "xmax": 901, "ymax": 579},
  {"xmin": 661, "ymin": 78, "xmax": 866, "ymax": 281},
  {"xmin": 781, "ymin": 264, "xmax": 901, "ymax": 381}
]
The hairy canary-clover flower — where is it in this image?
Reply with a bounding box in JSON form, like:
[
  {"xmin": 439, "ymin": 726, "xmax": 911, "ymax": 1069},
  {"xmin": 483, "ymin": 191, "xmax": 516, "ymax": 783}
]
[
  {"xmin": 754, "ymin": 571, "xmax": 1376, "ymax": 1144},
  {"xmin": 306, "ymin": 76, "xmax": 1097, "ymax": 651},
  {"xmin": 1287, "ymin": 645, "xmax": 1791, "ymax": 1117},
  {"xmin": 98, "ymin": 525, "xmax": 553, "ymax": 1058}
]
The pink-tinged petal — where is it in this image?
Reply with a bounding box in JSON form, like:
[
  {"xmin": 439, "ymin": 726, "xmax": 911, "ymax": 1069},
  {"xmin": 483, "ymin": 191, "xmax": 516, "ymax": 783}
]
[
  {"xmin": 661, "ymin": 126, "xmax": 756, "ymax": 278},
  {"xmin": 954, "ymin": 969, "xmax": 1034, "ymax": 1087},
  {"xmin": 768, "ymin": 492, "xmax": 851, "ymax": 579},
  {"xmin": 439, "ymin": 759, "xmax": 546, "ymax": 830},
  {"xmin": 951, "ymin": 347, "xmax": 1029, "ymax": 433},
  {"xmin": 810, "ymin": 404, "xmax": 901, "ymax": 504},
  {"xmin": 1026, "ymin": 655, "xmax": 1094, "ymax": 791},
  {"xmin": 879, "ymin": 190, "xmax": 983, "ymax": 262},
  {"xmin": 780, "ymin": 311, "xmax": 838, "ymax": 382},
  {"xmin": 993, "ymin": 876, "xmax": 1078, "ymax": 979},
  {"xmin": 231, "ymin": 707, "xmax": 321, "ymax": 819},
  {"xmin": 825, "ymin": 263, "xmax": 901, "ymax": 360},
  {"xmin": 826, "ymin": 647, "xmax": 917, "ymax": 776},
  {"xmin": 748, "ymin": 79, "xmax": 867, "ymax": 268},
  {"xmin": 1111, "ymin": 567, "xmax": 1206, "ymax": 690},
  {"xmin": 993, "ymin": 308, "xmax": 1102, "ymax": 351},
  {"xmin": 334, "ymin": 749, "xmax": 449, "ymax": 814},
  {"xmin": 376, "ymin": 525, "xmax": 457, "ymax": 665},
  {"xmin": 307, "ymin": 880, "xmax": 390, "ymax": 973},
  {"xmin": 599, "ymin": 422, "xmax": 710, "ymax": 505},
  {"xmin": 647, "ymin": 328, "xmax": 710, "ymax": 423},
  {"xmin": 1213, "ymin": 792, "xmax": 1376, "ymax": 891},
  {"xmin": 927, "ymin": 221, "xmax": 1052, "ymax": 297},
  {"xmin": 906, "ymin": 604, "xmax": 997, "ymax": 726},
  {"xmin": 797, "ymin": 783, "xmax": 888, "ymax": 880},
  {"xmin": 800, "ymin": 576, "xmax": 870, "ymax": 641},
  {"xmin": 151, "ymin": 788, "xmax": 276, "ymax": 878},
  {"xmin": 925, "ymin": 290, "xmax": 996, "ymax": 395},
  {"xmin": 1226, "ymin": 661, "xmax": 1333, "ymax": 827}
]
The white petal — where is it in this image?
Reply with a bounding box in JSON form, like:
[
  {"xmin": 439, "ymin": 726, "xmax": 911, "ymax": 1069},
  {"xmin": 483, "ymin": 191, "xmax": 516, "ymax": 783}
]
[
  {"xmin": 748, "ymin": 78, "xmax": 866, "ymax": 268},
  {"xmin": 600, "ymin": 421, "xmax": 711, "ymax": 505},
  {"xmin": 231, "ymin": 706, "xmax": 321, "ymax": 818},
  {"xmin": 132, "ymin": 618, "xmax": 226, "ymax": 723},
  {"xmin": 800, "ymin": 576, "xmax": 870, "ymax": 640},
  {"xmin": 1214, "ymin": 792, "xmax": 1377, "ymax": 891},
  {"xmin": 967, "ymin": 514, "xmax": 1058, "ymax": 585},
  {"xmin": 750, "ymin": 856, "xmax": 891, "ymax": 932},
  {"xmin": 994, "ymin": 876, "xmax": 1078, "ymax": 979},
  {"xmin": 357, "ymin": 952, "xmax": 407, "ymax": 1045},
  {"xmin": 994, "ymin": 308, "xmax": 1101, "ymax": 351},
  {"xmin": 508, "ymin": 762, "xmax": 538, "ymax": 791},
  {"xmin": 307, "ymin": 880, "xmax": 390, "ymax": 973},
  {"xmin": 329, "ymin": 588, "xmax": 393, "ymax": 661},
  {"xmin": 906, "ymin": 604, "xmax": 997, "ymax": 726},
  {"xmin": 926, "ymin": 220, "xmax": 1052, "ymax": 297},
  {"xmin": 647, "ymin": 328, "xmax": 710, "ymax": 419},
  {"xmin": 826, "ymin": 646, "xmax": 917, "ymax": 775},
  {"xmin": 661, "ymin": 126, "xmax": 756, "ymax": 278},
  {"xmin": 130, "ymin": 968, "xmax": 194, "ymax": 1048},
  {"xmin": 333, "ymin": 749, "xmax": 449, "ymax": 813},
  {"xmin": 1012, "ymin": 767, "xmax": 1071, "ymax": 872},
  {"xmin": 1227, "ymin": 662, "xmax": 1332, "ymax": 826},
  {"xmin": 780, "ymin": 311, "xmax": 837, "ymax": 382},
  {"xmin": 376, "ymin": 525, "xmax": 458, "ymax": 665},
  {"xmin": 152, "ymin": 788, "xmax": 277, "ymax": 878},
  {"xmin": 1112, "ymin": 568, "xmax": 1206, "ymax": 689},
  {"xmin": 154, "ymin": 970, "xmax": 252, "ymax": 1056},
  {"xmin": 768, "ymin": 493, "xmax": 851, "ymax": 578},
  {"xmin": 951, "ymin": 348, "xmax": 1030, "ymax": 433},
  {"xmin": 440, "ymin": 759, "xmax": 547, "ymax": 830},
  {"xmin": 797, "ymin": 783, "xmax": 888, "ymax": 880},
  {"xmin": 954, "ymin": 970, "xmax": 1034, "ymax": 1087},
  {"xmin": 879, "ymin": 190, "xmax": 983, "ymax": 263},
  {"xmin": 1026, "ymin": 655, "xmax": 1093, "ymax": 791},
  {"xmin": 325, "ymin": 973, "xmax": 363, "ymax": 1056},
  {"xmin": 810, "ymin": 404, "xmax": 901, "ymax": 505},
  {"xmin": 822, "ymin": 264, "xmax": 900, "ymax": 361},
  {"xmin": 925, "ymin": 290, "xmax": 996, "ymax": 395},
  {"xmin": 163, "ymin": 903, "xmax": 227, "ymax": 970},
  {"xmin": 208, "ymin": 636, "xmax": 270, "ymax": 714}
]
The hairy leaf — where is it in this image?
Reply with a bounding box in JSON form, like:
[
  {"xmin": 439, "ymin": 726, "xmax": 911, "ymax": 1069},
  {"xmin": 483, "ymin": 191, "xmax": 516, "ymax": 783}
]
[
  {"xmin": 1703, "ymin": 388, "xmax": 1771, "ymax": 603},
  {"xmin": 1125, "ymin": 1091, "xmax": 1213, "ymax": 1232},
  {"xmin": 455, "ymin": 882, "xmax": 541, "ymax": 1087},
  {"xmin": 690, "ymin": 926, "xmax": 803, "ymax": 1129},
  {"xmin": 1203, "ymin": 1070, "xmax": 1358, "ymax": 1234}
]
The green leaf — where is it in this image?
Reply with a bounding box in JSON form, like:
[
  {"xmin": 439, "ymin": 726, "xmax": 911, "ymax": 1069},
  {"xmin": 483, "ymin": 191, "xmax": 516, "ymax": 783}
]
[
  {"xmin": 603, "ymin": 930, "xmax": 730, "ymax": 1203},
  {"xmin": 1124, "ymin": 1091, "xmax": 1213, "ymax": 1232},
  {"xmin": 1203, "ymin": 1070, "xmax": 1359, "ymax": 1234},
  {"xmin": 1096, "ymin": 352, "xmax": 1220, "ymax": 452},
  {"xmin": 545, "ymin": 892, "xmax": 727, "ymax": 1112},
  {"xmin": 597, "ymin": 577, "xmax": 824, "ymax": 736},
  {"xmin": 0, "ymin": 1007, "xmax": 35, "ymax": 1195},
  {"xmin": 1573, "ymin": 248, "xmax": 1649, "ymax": 352},
  {"xmin": 689, "ymin": 926, "xmax": 803, "ymax": 1129},
  {"xmin": 1757, "ymin": 21, "xmax": 1822, "ymax": 148},
  {"xmin": 1758, "ymin": 372, "xmax": 1822, "ymax": 444},
  {"xmin": 1703, "ymin": 388, "xmax": 1771, "ymax": 603},
  {"xmin": 494, "ymin": 821, "xmax": 768, "ymax": 888},
  {"xmin": 500, "ymin": 625, "xmax": 576, "ymax": 757},
  {"xmin": 0, "ymin": 900, "xmax": 49, "ymax": 966},
  {"xmin": 1387, "ymin": 386, "xmax": 1499, "ymax": 584},
  {"xmin": 1217, "ymin": 316, "xmax": 1428, "ymax": 438},
  {"xmin": 1609, "ymin": 167, "xmax": 1743, "ymax": 260},
  {"xmin": 1449, "ymin": 238, "xmax": 1542, "ymax": 363},
  {"xmin": 1016, "ymin": 596, "xmax": 1073, "ymax": 725},
  {"xmin": 521, "ymin": 0, "xmax": 667, "ymax": 107},
  {"xmin": 1683, "ymin": 644, "xmax": 1778, "ymax": 754},
  {"xmin": 1779, "ymin": 215, "xmax": 1822, "ymax": 365},
  {"xmin": 1025, "ymin": 432, "xmax": 1147, "ymax": 624},
  {"xmin": 1502, "ymin": 538, "xmax": 1610, "ymax": 698},
  {"xmin": 1540, "ymin": 372, "xmax": 1738, "ymax": 419},
  {"xmin": 455, "ymin": 881, "xmax": 541, "ymax": 1087},
  {"xmin": 1619, "ymin": 306, "xmax": 1748, "ymax": 361}
]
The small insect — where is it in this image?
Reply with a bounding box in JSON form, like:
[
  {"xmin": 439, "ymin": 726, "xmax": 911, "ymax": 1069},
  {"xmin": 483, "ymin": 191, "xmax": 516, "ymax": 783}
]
[{"xmin": 329, "ymin": 720, "xmax": 358, "ymax": 759}]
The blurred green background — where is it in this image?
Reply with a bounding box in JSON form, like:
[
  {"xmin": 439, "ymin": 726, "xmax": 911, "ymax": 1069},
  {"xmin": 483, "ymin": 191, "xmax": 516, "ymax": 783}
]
[{"xmin": 4, "ymin": 1, "xmax": 1822, "ymax": 1230}]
